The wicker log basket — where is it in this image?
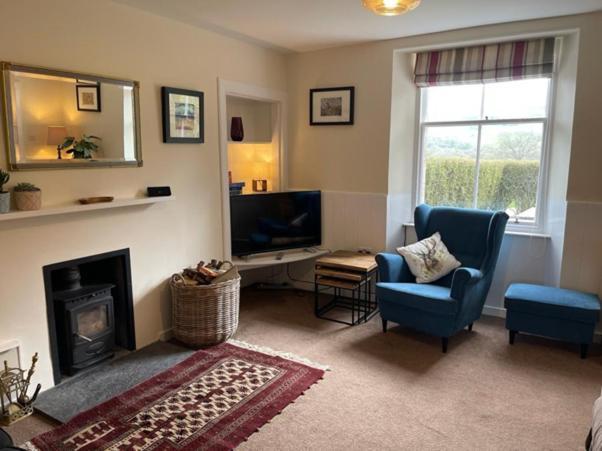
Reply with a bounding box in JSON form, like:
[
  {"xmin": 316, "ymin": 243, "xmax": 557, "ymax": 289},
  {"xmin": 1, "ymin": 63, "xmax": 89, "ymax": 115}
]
[{"xmin": 170, "ymin": 262, "xmax": 241, "ymax": 348}]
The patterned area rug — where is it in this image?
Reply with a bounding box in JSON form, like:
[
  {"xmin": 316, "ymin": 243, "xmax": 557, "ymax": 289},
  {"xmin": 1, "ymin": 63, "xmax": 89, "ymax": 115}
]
[{"xmin": 25, "ymin": 341, "xmax": 327, "ymax": 450}]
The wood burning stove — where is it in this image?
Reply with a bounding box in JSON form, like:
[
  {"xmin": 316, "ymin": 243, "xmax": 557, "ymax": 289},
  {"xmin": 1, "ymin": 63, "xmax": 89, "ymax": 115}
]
[
  {"xmin": 53, "ymin": 267, "xmax": 115, "ymax": 375},
  {"xmin": 44, "ymin": 249, "xmax": 136, "ymax": 383}
]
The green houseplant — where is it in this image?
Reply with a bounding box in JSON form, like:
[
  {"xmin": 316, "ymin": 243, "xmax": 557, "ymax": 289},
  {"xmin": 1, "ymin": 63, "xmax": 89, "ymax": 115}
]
[
  {"xmin": 60, "ymin": 135, "xmax": 101, "ymax": 159},
  {"xmin": 0, "ymin": 169, "xmax": 10, "ymax": 214},
  {"xmin": 14, "ymin": 182, "xmax": 41, "ymax": 211}
]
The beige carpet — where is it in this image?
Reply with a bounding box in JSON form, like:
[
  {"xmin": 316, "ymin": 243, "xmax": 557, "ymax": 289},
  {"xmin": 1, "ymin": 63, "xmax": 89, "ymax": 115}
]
[{"xmin": 6, "ymin": 289, "xmax": 600, "ymax": 450}]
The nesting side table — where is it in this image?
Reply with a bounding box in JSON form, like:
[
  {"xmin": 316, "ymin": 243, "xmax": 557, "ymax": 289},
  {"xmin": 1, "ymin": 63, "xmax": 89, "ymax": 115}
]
[{"xmin": 314, "ymin": 251, "xmax": 378, "ymax": 326}]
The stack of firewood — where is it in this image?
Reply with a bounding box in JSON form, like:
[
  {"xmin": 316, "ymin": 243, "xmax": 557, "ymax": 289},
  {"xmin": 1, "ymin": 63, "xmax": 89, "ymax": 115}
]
[{"xmin": 182, "ymin": 260, "xmax": 237, "ymax": 285}]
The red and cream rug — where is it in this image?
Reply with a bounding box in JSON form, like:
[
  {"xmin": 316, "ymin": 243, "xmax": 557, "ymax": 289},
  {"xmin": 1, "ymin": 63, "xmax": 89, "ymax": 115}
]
[{"xmin": 25, "ymin": 341, "xmax": 327, "ymax": 450}]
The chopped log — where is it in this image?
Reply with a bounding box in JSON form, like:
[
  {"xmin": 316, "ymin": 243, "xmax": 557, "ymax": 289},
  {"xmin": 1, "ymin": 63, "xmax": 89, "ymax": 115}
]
[{"xmin": 197, "ymin": 266, "xmax": 219, "ymax": 279}]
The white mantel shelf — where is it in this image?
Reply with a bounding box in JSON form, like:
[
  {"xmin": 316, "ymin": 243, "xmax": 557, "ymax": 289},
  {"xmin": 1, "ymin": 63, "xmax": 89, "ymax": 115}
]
[{"xmin": 0, "ymin": 196, "xmax": 173, "ymax": 222}]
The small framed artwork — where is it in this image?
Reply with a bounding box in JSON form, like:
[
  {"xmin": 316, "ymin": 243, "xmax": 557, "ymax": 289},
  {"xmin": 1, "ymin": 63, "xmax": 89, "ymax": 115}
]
[
  {"xmin": 76, "ymin": 83, "xmax": 101, "ymax": 112},
  {"xmin": 310, "ymin": 86, "xmax": 354, "ymax": 125},
  {"xmin": 161, "ymin": 87, "xmax": 204, "ymax": 143}
]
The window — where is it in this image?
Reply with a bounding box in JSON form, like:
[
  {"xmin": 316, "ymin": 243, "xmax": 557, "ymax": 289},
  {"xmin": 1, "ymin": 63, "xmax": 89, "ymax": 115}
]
[{"xmin": 417, "ymin": 78, "xmax": 551, "ymax": 228}]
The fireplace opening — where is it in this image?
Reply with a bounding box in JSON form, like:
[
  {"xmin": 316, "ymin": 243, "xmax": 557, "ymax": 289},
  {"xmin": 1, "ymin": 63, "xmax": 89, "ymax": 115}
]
[{"xmin": 43, "ymin": 249, "xmax": 136, "ymax": 384}]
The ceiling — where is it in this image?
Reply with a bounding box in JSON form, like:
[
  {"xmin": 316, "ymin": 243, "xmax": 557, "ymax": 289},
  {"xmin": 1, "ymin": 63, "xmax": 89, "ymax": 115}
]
[{"xmin": 113, "ymin": 0, "xmax": 602, "ymax": 53}]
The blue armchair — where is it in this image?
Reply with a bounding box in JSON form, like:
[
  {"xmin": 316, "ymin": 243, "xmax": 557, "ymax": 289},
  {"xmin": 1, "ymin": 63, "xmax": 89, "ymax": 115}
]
[{"xmin": 376, "ymin": 204, "xmax": 508, "ymax": 353}]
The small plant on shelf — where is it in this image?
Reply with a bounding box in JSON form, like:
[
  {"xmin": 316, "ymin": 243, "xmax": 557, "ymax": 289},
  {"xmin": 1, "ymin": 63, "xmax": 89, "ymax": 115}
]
[
  {"xmin": 14, "ymin": 183, "xmax": 40, "ymax": 192},
  {"xmin": 0, "ymin": 169, "xmax": 10, "ymax": 214},
  {"xmin": 60, "ymin": 135, "xmax": 101, "ymax": 159},
  {"xmin": 13, "ymin": 182, "xmax": 41, "ymax": 211}
]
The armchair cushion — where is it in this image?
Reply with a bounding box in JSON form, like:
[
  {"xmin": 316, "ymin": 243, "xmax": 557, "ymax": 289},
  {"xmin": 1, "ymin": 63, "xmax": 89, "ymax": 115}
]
[
  {"xmin": 397, "ymin": 232, "xmax": 461, "ymax": 284},
  {"xmin": 450, "ymin": 267, "xmax": 484, "ymax": 300},
  {"xmin": 377, "ymin": 282, "xmax": 458, "ymax": 316},
  {"xmin": 375, "ymin": 253, "xmax": 415, "ymax": 283}
]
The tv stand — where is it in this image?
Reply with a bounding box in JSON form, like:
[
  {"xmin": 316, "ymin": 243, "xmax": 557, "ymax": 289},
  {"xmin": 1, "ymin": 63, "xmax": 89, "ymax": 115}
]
[{"xmin": 233, "ymin": 248, "xmax": 329, "ymax": 271}]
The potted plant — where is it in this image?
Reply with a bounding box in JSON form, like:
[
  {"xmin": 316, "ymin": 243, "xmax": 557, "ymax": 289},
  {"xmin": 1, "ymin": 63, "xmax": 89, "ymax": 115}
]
[
  {"xmin": 14, "ymin": 183, "xmax": 41, "ymax": 211},
  {"xmin": 0, "ymin": 169, "xmax": 9, "ymax": 214},
  {"xmin": 60, "ymin": 135, "xmax": 101, "ymax": 159}
]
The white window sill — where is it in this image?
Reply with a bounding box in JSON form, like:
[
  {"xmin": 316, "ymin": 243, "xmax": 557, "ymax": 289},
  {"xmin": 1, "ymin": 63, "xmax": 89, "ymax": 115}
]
[{"xmin": 402, "ymin": 223, "xmax": 551, "ymax": 239}]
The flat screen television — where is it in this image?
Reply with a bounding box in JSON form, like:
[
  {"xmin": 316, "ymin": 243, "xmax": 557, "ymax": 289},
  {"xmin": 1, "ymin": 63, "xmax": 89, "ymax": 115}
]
[{"xmin": 230, "ymin": 191, "xmax": 322, "ymax": 257}]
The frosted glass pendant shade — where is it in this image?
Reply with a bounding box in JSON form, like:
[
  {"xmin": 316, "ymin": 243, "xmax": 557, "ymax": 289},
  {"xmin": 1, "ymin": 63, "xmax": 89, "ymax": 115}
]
[{"xmin": 362, "ymin": 0, "xmax": 421, "ymax": 16}]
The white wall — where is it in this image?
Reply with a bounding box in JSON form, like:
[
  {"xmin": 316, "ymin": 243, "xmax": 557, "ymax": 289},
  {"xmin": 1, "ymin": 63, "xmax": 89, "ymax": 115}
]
[{"xmin": 0, "ymin": 0, "xmax": 287, "ymax": 389}]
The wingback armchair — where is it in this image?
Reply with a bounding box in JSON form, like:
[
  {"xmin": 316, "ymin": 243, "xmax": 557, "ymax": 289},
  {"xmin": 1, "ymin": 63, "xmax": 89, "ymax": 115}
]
[{"xmin": 376, "ymin": 204, "xmax": 508, "ymax": 353}]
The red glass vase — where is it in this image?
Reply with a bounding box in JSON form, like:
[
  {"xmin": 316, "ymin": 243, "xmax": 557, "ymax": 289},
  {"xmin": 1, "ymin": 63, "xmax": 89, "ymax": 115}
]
[{"xmin": 230, "ymin": 117, "xmax": 244, "ymax": 142}]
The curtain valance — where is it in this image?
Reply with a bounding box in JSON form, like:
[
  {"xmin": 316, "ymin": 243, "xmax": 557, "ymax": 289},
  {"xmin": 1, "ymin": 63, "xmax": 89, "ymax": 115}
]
[{"xmin": 414, "ymin": 37, "xmax": 556, "ymax": 87}]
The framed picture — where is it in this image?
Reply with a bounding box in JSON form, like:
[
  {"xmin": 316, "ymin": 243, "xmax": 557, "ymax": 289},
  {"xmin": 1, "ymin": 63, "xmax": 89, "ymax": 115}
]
[
  {"xmin": 161, "ymin": 87, "xmax": 204, "ymax": 143},
  {"xmin": 76, "ymin": 84, "xmax": 101, "ymax": 112},
  {"xmin": 310, "ymin": 86, "xmax": 354, "ymax": 125}
]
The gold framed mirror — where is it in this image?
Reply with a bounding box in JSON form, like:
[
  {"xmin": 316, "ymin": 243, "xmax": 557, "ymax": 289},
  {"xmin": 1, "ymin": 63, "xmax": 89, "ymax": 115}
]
[{"xmin": 1, "ymin": 62, "xmax": 142, "ymax": 170}]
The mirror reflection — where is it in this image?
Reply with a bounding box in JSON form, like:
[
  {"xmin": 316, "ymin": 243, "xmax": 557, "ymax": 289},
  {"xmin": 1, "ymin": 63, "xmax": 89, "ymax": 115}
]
[{"xmin": 2, "ymin": 63, "xmax": 142, "ymax": 169}]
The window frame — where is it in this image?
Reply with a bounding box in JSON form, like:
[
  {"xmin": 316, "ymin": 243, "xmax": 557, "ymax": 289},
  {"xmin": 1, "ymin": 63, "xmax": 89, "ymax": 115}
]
[{"xmin": 414, "ymin": 78, "xmax": 556, "ymax": 233}]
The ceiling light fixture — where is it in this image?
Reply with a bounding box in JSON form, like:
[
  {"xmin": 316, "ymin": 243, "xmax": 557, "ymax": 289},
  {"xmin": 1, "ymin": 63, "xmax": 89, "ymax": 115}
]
[{"xmin": 362, "ymin": 0, "xmax": 422, "ymax": 16}]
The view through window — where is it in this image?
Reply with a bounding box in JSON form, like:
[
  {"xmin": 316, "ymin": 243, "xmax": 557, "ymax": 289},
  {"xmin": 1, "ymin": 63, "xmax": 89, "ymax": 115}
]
[{"xmin": 418, "ymin": 78, "xmax": 551, "ymax": 225}]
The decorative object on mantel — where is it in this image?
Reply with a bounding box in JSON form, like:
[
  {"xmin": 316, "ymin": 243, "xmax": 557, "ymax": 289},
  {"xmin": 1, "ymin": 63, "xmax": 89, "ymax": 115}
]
[
  {"xmin": 230, "ymin": 181, "xmax": 245, "ymax": 196},
  {"xmin": 171, "ymin": 260, "xmax": 240, "ymax": 347},
  {"xmin": 13, "ymin": 183, "xmax": 41, "ymax": 211},
  {"xmin": 310, "ymin": 86, "xmax": 355, "ymax": 125},
  {"xmin": 161, "ymin": 86, "xmax": 204, "ymax": 143},
  {"xmin": 60, "ymin": 134, "xmax": 101, "ymax": 159},
  {"xmin": 0, "ymin": 169, "xmax": 10, "ymax": 214},
  {"xmin": 0, "ymin": 353, "xmax": 41, "ymax": 426},
  {"xmin": 46, "ymin": 126, "xmax": 68, "ymax": 159},
  {"xmin": 26, "ymin": 342, "xmax": 326, "ymax": 450},
  {"xmin": 252, "ymin": 179, "xmax": 268, "ymax": 192},
  {"xmin": 78, "ymin": 196, "xmax": 114, "ymax": 205},
  {"xmin": 146, "ymin": 186, "xmax": 172, "ymax": 197},
  {"xmin": 362, "ymin": 0, "xmax": 421, "ymax": 16},
  {"xmin": 230, "ymin": 116, "xmax": 244, "ymax": 141}
]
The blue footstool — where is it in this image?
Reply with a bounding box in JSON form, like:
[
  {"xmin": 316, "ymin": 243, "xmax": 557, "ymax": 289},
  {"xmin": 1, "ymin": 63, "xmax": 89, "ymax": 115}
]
[{"xmin": 504, "ymin": 283, "xmax": 600, "ymax": 358}]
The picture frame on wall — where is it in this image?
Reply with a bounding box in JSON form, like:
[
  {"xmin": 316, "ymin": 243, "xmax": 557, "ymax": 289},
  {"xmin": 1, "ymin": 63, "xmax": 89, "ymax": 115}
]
[
  {"xmin": 161, "ymin": 87, "xmax": 204, "ymax": 143},
  {"xmin": 309, "ymin": 86, "xmax": 354, "ymax": 125},
  {"xmin": 76, "ymin": 83, "xmax": 101, "ymax": 112}
]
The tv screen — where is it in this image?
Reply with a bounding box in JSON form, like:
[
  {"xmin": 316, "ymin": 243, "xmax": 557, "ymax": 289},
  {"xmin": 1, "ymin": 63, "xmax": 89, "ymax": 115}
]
[{"xmin": 230, "ymin": 191, "xmax": 322, "ymax": 257}]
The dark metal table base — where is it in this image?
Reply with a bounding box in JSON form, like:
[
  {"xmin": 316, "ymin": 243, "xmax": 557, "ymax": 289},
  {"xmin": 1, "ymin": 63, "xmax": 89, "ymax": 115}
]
[{"xmin": 314, "ymin": 271, "xmax": 378, "ymax": 326}]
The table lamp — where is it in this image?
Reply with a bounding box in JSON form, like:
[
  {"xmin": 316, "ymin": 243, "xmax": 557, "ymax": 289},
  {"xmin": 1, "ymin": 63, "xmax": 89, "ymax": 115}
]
[{"xmin": 47, "ymin": 126, "xmax": 67, "ymax": 159}]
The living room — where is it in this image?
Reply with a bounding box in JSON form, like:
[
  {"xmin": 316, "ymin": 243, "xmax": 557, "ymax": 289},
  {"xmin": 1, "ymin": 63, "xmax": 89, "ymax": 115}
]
[{"xmin": 0, "ymin": 0, "xmax": 601, "ymax": 449}]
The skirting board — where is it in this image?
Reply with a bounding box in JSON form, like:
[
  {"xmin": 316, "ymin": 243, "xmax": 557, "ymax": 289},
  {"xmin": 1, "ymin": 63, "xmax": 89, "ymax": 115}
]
[
  {"xmin": 482, "ymin": 305, "xmax": 506, "ymax": 318},
  {"xmin": 158, "ymin": 328, "xmax": 174, "ymax": 342}
]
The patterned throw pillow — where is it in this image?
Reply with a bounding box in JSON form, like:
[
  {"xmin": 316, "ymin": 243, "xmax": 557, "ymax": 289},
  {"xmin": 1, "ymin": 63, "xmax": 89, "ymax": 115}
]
[{"xmin": 396, "ymin": 232, "xmax": 461, "ymax": 284}]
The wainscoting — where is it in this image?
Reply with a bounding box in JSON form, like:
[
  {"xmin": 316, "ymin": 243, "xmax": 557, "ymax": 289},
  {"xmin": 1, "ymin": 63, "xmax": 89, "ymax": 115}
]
[
  {"xmin": 321, "ymin": 190, "xmax": 388, "ymax": 252},
  {"xmin": 561, "ymin": 200, "xmax": 602, "ymax": 297}
]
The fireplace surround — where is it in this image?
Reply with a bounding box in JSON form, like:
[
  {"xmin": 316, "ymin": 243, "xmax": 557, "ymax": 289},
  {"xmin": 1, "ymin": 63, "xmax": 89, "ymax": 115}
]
[{"xmin": 43, "ymin": 249, "xmax": 136, "ymax": 384}]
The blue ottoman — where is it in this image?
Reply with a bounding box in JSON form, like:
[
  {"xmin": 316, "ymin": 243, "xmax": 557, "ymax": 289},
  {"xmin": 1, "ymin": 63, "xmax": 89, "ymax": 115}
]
[{"xmin": 504, "ymin": 283, "xmax": 600, "ymax": 358}]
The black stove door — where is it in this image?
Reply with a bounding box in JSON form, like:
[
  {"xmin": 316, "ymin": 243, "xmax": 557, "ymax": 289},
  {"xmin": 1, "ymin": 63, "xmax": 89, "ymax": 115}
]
[{"xmin": 68, "ymin": 295, "xmax": 115, "ymax": 369}]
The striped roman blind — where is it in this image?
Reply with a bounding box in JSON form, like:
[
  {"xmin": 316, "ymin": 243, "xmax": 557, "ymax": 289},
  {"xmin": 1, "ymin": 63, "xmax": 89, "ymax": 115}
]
[{"xmin": 414, "ymin": 37, "xmax": 557, "ymax": 87}]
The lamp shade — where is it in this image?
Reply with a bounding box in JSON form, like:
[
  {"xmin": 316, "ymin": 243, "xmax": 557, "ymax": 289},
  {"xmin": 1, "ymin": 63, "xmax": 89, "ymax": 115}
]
[
  {"xmin": 47, "ymin": 126, "xmax": 67, "ymax": 145},
  {"xmin": 362, "ymin": 0, "xmax": 421, "ymax": 16}
]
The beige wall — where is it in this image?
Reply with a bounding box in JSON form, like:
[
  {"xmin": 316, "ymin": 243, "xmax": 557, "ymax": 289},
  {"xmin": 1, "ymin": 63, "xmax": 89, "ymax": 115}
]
[
  {"xmin": 287, "ymin": 13, "xmax": 602, "ymax": 297},
  {"xmin": 0, "ymin": 0, "xmax": 286, "ymax": 388}
]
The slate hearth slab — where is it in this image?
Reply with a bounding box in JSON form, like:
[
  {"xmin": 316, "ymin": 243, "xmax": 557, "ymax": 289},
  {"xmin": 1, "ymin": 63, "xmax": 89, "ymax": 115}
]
[{"xmin": 35, "ymin": 341, "xmax": 194, "ymax": 423}]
